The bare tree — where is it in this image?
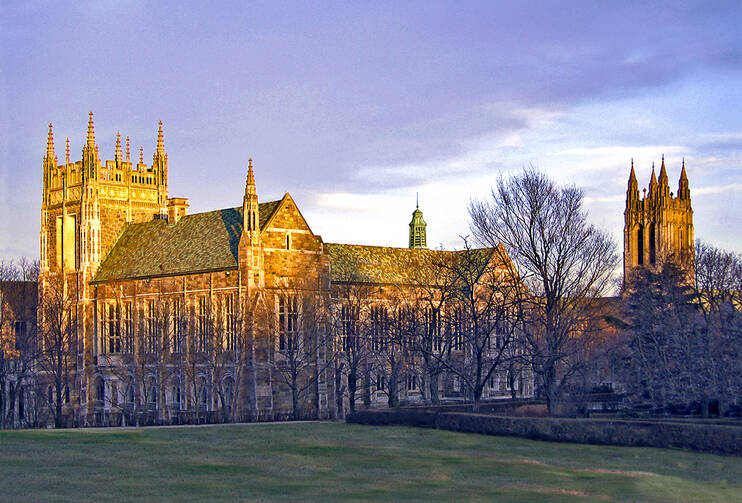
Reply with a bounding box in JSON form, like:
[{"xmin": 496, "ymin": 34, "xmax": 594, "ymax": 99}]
[
  {"xmin": 271, "ymin": 288, "xmax": 333, "ymax": 419},
  {"xmin": 692, "ymin": 241, "xmax": 742, "ymax": 415},
  {"xmin": 470, "ymin": 169, "xmax": 619, "ymax": 415},
  {"xmin": 331, "ymin": 284, "xmax": 374, "ymax": 414},
  {"xmin": 416, "ymin": 241, "xmax": 524, "ymax": 411},
  {"xmin": 622, "ymin": 244, "xmax": 742, "ymax": 416},
  {"xmin": 409, "ymin": 252, "xmax": 459, "ymax": 405},
  {"xmin": 36, "ymin": 275, "xmax": 77, "ymax": 427},
  {"xmin": 368, "ymin": 294, "xmax": 414, "ymax": 408}
]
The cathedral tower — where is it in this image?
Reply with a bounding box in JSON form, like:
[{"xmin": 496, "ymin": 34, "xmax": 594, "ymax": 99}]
[
  {"xmin": 409, "ymin": 195, "xmax": 427, "ymax": 249},
  {"xmin": 623, "ymin": 157, "xmax": 694, "ymax": 282}
]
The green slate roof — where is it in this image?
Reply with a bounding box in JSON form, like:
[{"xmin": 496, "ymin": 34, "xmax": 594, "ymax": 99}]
[
  {"xmin": 93, "ymin": 200, "xmax": 281, "ymax": 283},
  {"xmin": 325, "ymin": 243, "xmax": 495, "ymax": 286}
]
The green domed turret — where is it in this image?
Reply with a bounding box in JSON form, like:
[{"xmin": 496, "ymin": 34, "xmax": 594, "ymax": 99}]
[{"xmin": 409, "ymin": 195, "xmax": 427, "ymax": 249}]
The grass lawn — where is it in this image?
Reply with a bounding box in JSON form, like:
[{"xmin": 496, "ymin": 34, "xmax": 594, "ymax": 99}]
[{"xmin": 1, "ymin": 422, "xmax": 741, "ymax": 502}]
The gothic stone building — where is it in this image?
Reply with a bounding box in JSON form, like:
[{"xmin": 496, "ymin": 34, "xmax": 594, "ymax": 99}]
[
  {"xmin": 624, "ymin": 156, "xmax": 694, "ymax": 282},
  {"xmin": 37, "ymin": 114, "xmax": 525, "ymax": 426}
]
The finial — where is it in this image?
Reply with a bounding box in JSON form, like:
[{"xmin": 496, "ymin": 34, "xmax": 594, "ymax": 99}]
[
  {"xmin": 115, "ymin": 132, "xmax": 122, "ymax": 162},
  {"xmin": 139, "ymin": 146, "xmax": 143, "ymax": 164},
  {"xmin": 156, "ymin": 120, "xmax": 164, "ymax": 155},
  {"xmin": 87, "ymin": 111, "xmax": 95, "ymax": 147},
  {"xmin": 65, "ymin": 138, "xmax": 70, "ymax": 164},
  {"xmin": 416, "ymin": 192, "xmax": 419, "ymax": 209},
  {"xmin": 46, "ymin": 123, "xmax": 54, "ymax": 158},
  {"xmin": 125, "ymin": 136, "xmax": 130, "ymax": 163}
]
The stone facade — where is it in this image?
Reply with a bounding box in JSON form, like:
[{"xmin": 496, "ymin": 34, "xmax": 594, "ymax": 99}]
[{"xmin": 31, "ymin": 114, "xmax": 532, "ymax": 426}]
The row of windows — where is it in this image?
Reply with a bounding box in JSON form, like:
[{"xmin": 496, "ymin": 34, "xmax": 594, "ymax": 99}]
[
  {"xmin": 99, "ymin": 295, "xmax": 237, "ymax": 355},
  {"xmin": 91, "ymin": 376, "xmax": 226, "ymax": 408}
]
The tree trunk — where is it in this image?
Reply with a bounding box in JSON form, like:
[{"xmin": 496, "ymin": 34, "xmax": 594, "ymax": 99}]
[
  {"xmin": 348, "ymin": 371, "xmax": 357, "ymax": 413},
  {"xmin": 291, "ymin": 371, "xmax": 299, "ymax": 420},
  {"xmin": 428, "ymin": 373, "xmax": 440, "ymax": 405},
  {"xmin": 472, "ymin": 386, "xmax": 482, "ymax": 412}
]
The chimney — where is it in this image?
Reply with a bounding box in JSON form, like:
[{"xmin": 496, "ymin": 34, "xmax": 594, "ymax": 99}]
[{"xmin": 166, "ymin": 197, "xmax": 189, "ymax": 224}]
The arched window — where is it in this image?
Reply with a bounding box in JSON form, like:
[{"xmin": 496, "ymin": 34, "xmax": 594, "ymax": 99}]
[
  {"xmin": 199, "ymin": 377, "xmax": 208, "ymax": 406},
  {"xmin": 637, "ymin": 225, "xmax": 644, "ymax": 265},
  {"xmin": 148, "ymin": 378, "xmax": 157, "ymax": 407},
  {"xmin": 649, "ymin": 223, "xmax": 656, "ymax": 264},
  {"xmin": 95, "ymin": 378, "xmax": 105, "ymax": 402},
  {"xmin": 127, "ymin": 379, "xmax": 135, "ymax": 403},
  {"xmin": 173, "ymin": 383, "xmax": 182, "ymax": 409},
  {"xmin": 224, "ymin": 377, "xmax": 234, "ymax": 409}
]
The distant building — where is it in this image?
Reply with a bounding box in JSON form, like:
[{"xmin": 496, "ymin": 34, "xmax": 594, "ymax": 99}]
[
  {"xmin": 0, "ymin": 280, "xmax": 37, "ymax": 427},
  {"xmin": 623, "ymin": 157, "xmax": 694, "ymax": 283}
]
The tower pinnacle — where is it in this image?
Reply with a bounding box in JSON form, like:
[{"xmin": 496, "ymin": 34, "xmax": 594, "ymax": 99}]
[
  {"xmin": 247, "ymin": 158, "xmax": 255, "ymax": 187},
  {"xmin": 156, "ymin": 120, "xmax": 164, "ymax": 156},
  {"xmin": 65, "ymin": 138, "xmax": 70, "ymax": 164},
  {"xmin": 126, "ymin": 136, "xmax": 130, "ymax": 163},
  {"xmin": 46, "ymin": 123, "xmax": 54, "ymax": 159},
  {"xmin": 87, "ymin": 111, "xmax": 95, "ymax": 147},
  {"xmin": 659, "ymin": 154, "xmax": 669, "ymax": 187},
  {"xmin": 115, "ymin": 132, "xmax": 122, "ymax": 163}
]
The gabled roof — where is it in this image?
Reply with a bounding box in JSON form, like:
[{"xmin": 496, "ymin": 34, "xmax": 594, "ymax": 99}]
[
  {"xmin": 325, "ymin": 243, "xmax": 496, "ymax": 286},
  {"xmin": 93, "ymin": 200, "xmax": 281, "ymax": 283}
]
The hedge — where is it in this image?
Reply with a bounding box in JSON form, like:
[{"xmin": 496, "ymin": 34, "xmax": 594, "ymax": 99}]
[{"xmin": 346, "ymin": 409, "xmax": 742, "ymax": 456}]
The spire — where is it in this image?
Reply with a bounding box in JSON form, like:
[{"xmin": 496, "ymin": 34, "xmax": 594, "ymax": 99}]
[
  {"xmin": 247, "ymin": 158, "xmax": 255, "ymax": 186},
  {"xmin": 125, "ymin": 136, "xmax": 130, "ymax": 163},
  {"xmin": 65, "ymin": 138, "xmax": 70, "ymax": 164},
  {"xmin": 627, "ymin": 158, "xmax": 638, "ymax": 202},
  {"xmin": 243, "ymin": 158, "xmax": 259, "ymax": 236},
  {"xmin": 139, "ymin": 146, "xmax": 143, "ymax": 164},
  {"xmin": 46, "ymin": 123, "xmax": 55, "ymax": 159},
  {"xmin": 156, "ymin": 120, "xmax": 164, "ymax": 156},
  {"xmin": 658, "ymin": 154, "xmax": 669, "ymax": 186},
  {"xmin": 86, "ymin": 111, "xmax": 95, "ymax": 148},
  {"xmin": 416, "ymin": 192, "xmax": 419, "ymax": 209},
  {"xmin": 115, "ymin": 132, "xmax": 122, "ymax": 163},
  {"xmin": 649, "ymin": 162, "xmax": 657, "ymax": 194},
  {"xmin": 678, "ymin": 157, "xmax": 690, "ymax": 200}
]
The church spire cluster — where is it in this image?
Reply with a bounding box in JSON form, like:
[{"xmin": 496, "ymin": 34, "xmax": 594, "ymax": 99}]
[{"xmin": 624, "ymin": 157, "xmax": 694, "ymax": 284}]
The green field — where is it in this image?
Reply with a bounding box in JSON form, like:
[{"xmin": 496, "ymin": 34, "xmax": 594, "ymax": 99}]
[{"xmin": 1, "ymin": 422, "xmax": 741, "ymax": 502}]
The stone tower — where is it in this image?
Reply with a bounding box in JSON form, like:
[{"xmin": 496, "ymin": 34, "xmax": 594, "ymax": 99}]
[
  {"xmin": 408, "ymin": 195, "xmax": 427, "ymax": 249},
  {"xmin": 623, "ymin": 156, "xmax": 694, "ymax": 282},
  {"xmin": 39, "ymin": 113, "xmax": 173, "ymax": 415}
]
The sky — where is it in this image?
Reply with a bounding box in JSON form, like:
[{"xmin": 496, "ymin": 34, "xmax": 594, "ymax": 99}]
[{"xmin": 1, "ymin": 1, "xmax": 741, "ymax": 261}]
